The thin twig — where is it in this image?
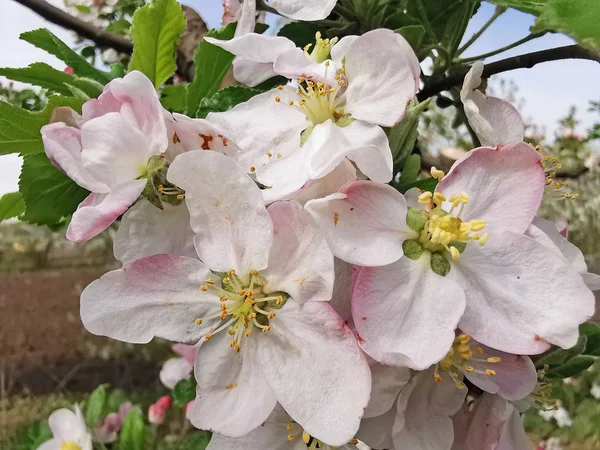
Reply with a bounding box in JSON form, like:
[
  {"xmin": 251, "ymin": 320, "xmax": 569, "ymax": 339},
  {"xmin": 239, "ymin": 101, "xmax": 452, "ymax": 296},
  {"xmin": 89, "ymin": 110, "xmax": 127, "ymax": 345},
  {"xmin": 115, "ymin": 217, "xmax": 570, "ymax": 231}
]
[
  {"xmin": 456, "ymin": 32, "xmax": 545, "ymax": 64},
  {"xmin": 456, "ymin": 6, "xmax": 506, "ymax": 56},
  {"xmin": 418, "ymin": 44, "xmax": 600, "ymax": 102},
  {"xmin": 13, "ymin": 0, "xmax": 133, "ymax": 53}
]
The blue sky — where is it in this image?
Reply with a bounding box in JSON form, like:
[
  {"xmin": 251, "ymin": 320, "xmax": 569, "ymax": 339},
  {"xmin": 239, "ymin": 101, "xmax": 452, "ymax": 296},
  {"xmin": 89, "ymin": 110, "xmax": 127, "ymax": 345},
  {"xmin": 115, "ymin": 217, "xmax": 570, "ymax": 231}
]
[{"xmin": 1, "ymin": 1, "xmax": 598, "ymax": 194}]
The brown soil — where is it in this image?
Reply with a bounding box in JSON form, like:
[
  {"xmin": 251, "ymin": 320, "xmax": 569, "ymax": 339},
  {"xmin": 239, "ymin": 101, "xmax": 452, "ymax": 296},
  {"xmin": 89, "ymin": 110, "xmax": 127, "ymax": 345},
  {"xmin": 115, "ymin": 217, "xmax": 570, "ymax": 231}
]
[{"xmin": 0, "ymin": 268, "xmax": 161, "ymax": 396}]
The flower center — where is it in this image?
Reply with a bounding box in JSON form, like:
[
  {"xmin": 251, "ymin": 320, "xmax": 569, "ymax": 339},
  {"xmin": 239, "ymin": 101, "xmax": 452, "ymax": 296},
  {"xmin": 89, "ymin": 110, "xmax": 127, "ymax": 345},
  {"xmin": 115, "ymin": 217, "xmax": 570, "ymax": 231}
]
[
  {"xmin": 285, "ymin": 421, "xmax": 359, "ymax": 449},
  {"xmin": 195, "ymin": 270, "xmax": 288, "ymax": 352},
  {"xmin": 433, "ymin": 334, "xmax": 502, "ymax": 389},
  {"xmin": 303, "ymin": 32, "xmax": 339, "ymax": 63},
  {"xmin": 60, "ymin": 442, "xmax": 82, "ymax": 450}
]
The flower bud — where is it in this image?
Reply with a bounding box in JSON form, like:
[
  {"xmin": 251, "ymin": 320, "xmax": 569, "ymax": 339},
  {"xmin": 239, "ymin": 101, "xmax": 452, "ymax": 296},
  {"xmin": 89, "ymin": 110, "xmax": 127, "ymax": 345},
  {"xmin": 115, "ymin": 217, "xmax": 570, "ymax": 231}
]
[
  {"xmin": 148, "ymin": 404, "xmax": 166, "ymax": 425},
  {"xmin": 156, "ymin": 396, "xmax": 172, "ymax": 410}
]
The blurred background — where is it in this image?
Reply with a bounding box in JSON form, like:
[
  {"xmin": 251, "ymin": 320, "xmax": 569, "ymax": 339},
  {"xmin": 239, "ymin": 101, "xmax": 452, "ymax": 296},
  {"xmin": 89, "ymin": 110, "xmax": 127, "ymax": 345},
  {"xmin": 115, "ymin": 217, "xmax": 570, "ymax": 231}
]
[{"xmin": 1, "ymin": 1, "xmax": 600, "ymax": 449}]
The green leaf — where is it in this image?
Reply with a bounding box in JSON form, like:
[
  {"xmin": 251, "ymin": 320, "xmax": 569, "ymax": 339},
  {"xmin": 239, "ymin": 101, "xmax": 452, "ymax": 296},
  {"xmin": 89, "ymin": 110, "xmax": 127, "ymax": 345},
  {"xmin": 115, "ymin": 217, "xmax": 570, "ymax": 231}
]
[
  {"xmin": 396, "ymin": 25, "xmax": 427, "ymax": 51},
  {"xmin": 398, "ymin": 154, "xmax": 422, "ymax": 185},
  {"xmin": 0, "ymin": 63, "xmax": 103, "ymax": 98},
  {"xmin": 486, "ymin": 0, "xmax": 546, "ymax": 15},
  {"xmin": 85, "ymin": 385, "xmax": 108, "ymax": 427},
  {"xmin": 0, "ymin": 95, "xmax": 84, "ymax": 156},
  {"xmin": 110, "ymin": 63, "xmax": 127, "ymax": 79},
  {"xmin": 0, "ymin": 192, "xmax": 25, "ymax": 221},
  {"xmin": 117, "ymin": 408, "xmax": 145, "ymax": 450},
  {"xmin": 173, "ymin": 376, "xmax": 196, "ymax": 408},
  {"xmin": 580, "ymin": 322, "xmax": 600, "ymax": 356},
  {"xmin": 396, "ymin": 177, "xmax": 438, "ymax": 194},
  {"xmin": 536, "ymin": 335, "xmax": 587, "ymax": 367},
  {"xmin": 20, "ymin": 29, "xmax": 111, "ymax": 84},
  {"xmin": 106, "ymin": 18, "xmax": 132, "ymax": 35},
  {"xmin": 185, "ymin": 24, "xmax": 236, "ymax": 116},
  {"xmin": 19, "ymin": 153, "xmax": 89, "ymax": 227},
  {"xmin": 533, "ymin": 0, "xmax": 600, "ymax": 49},
  {"xmin": 388, "ymin": 98, "xmax": 431, "ymax": 167},
  {"xmin": 546, "ymin": 355, "xmax": 597, "ymax": 378},
  {"xmin": 129, "ymin": 0, "xmax": 187, "ymax": 89},
  {"xmin": 196, "ymin": 86, "xmax": 261, "ymax": 118},
  {"xmin": 160, "ymin": 84, "xmax": 188, "ymax": 113}
]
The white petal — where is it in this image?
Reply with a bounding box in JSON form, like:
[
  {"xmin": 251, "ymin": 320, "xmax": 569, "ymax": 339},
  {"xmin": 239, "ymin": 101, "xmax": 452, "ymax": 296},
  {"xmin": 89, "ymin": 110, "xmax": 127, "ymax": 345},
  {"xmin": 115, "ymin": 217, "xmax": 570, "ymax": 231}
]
[
  {"xmin": 437, "ymin": 143, "xmax": 545, "ymax": 234},
  {"xmin": 353, "ymin": 254, "xmax": 465, "ymax": 370},
  {"xmin": 207, "ymin": 88, "xmax": 308, "ymax": 173},
  {"xmin": 66, "ymin": 179, "xmax": 146, "ymax": 243},
  {"xmin": 167, "ymin": 150, "xmax": 272, "ymax": 274},
  {"xmin": 81, "ymin": 112, "xmax": 154, "ymax": 187},
  {"xmin": 80, "ymin": 255, "xmax": 221, "ymax": 344},
  {"xmin": 258, "ymin": 301, "xmax": 371, "ymax": 446},
  {"xmin": 364, "ymin": 362, "xmax": 411, "ymax": 419},
  {"xmin": 262, "ymin": 201, "xmax": 334, "ymax": 303},
  {"xmin": 159, "ymin": 357, "xmax": 193, "ymax": 389},
  {"xmin": 41, "ymin": 122, "xmax": 108, "ymax": 193},
  {"xmin": 232, "ymin": 58, "xmax": 279, "ymax": 87},
  {"xmin": 256, "ymin": 145, "xmax": 312, "ymax": 204},
  {"xmin": 269, "ymin": 0, "xmax": 337, "ymax": 20},
  {"xmin": 497, "ymin": 404, "xmax": 530, "ymax": 450},
  {"xmin": 273, "ymin": 49, "xmax": 334, "ymax": 84},
  {"xmin": 293, "ymin": 159, "xmax": 356, "ymax": 206},
  {"xmin": 305, "ymin": 180, "xmax": 414, "ymax": 266},
  {"xmin": 206, "ymin": 424, "xmax": 293, "ymax": 450},
  {"xmin": 37, "ymin": 438, "xmax": 60, "ymax": 450},
  {"xmin": 344, "ymin": 29, "xmax": 420, "ymax": 127},
  {"xmin": 356, "ymin": 405, "xmax": 395, "ymax": 449},
  {"xmin": 234, "ymin": 0, "xmax": 255, "ymax": 37},
  {"xmin": 460, "ymin": 62, "xmax": 525, "ymax": 147},
  {"xmin": 48, "ymin": 409, "xmax": 83, "ymax": 441},
  {"xmin": 114, "ymin": 200, "xmax": 196, "ymax": 264},
  {"xmin": 456, "ymin": 230, "xmax": 594, "ymax": 354},
  {"xmin": 204, "ymin": 33, "xmax": 296, "ymax": 64},
  {"xmin": 190, "ymin": 332, "xmax": 277, "ymax": 437},
  {"xmin": 330, "ymin": 35, "xmax": 359, "ymax": 64}
]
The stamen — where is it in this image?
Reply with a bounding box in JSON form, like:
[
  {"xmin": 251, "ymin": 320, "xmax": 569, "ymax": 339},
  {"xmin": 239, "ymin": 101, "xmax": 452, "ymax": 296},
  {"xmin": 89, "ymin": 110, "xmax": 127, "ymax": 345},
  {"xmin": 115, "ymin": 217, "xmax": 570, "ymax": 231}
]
[{"xmin": 430, "ymin": 167, "xmax": 445, "ymax": 179}]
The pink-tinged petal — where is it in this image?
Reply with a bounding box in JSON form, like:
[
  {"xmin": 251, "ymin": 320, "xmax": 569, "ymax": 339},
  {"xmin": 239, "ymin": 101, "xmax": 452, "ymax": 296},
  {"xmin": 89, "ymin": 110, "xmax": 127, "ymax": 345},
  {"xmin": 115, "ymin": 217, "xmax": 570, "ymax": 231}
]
[
  {"xmin": 49, "ymin": 106, "xmax": 82, "ymax": 128},
  {"xmin": 462, "ymin": 394, "xmax": 511, "ymax": 450},
  {"xmin": 305, "ymin": 180, "xmax": 415, "ymax": 266},
  {"xmin": 81, "ymin": 113, "xmax": 154, "ymax": 187},
  {"xmin": 258, "ymin": 301, "xmax": 371, "ymax": 446},
  {"xmin": 497, "ymin": 404, "xmax": 530, "ymax": 450},
  {"xmin": 173, "ymin": 343, "xmax": 197, "ymax": 364},
  {"xmin": 222, "ymin": 0, "xmax": 241, "ymax": 25},
  {"xmin": 460, "ymin": 62, "xmax": 525, "ymax": 147},
  {"xmin": 269, "ymin": 0, "xmax": 337, "ymax": 20},
  {"xmin": 80, "ymin": 255, "xmax": 220, "ymax": 344},
  {"xmin": 82, "ymin": 71, "xmax": 167, "ymax": 154},
  {"xmin": 364, "ymin": 362, "xmax": 411, "ymax": 419},
  {"xmin": 456, "ymin": 229, "xmax": 594, "ymax": 354},
  {"xmin": 393, "ymin": 370, "xmax": 466, "ymax": 450},
  {"xmin": 114, "ymin": 200, "xmax": 197, "ymax": 265},
  {"xmin": 463, "ymin": 341, "xmax": 537, "ymax": 401},
  {"xmin": 207, "ymin": 88, "xmax": 308, "ymax": 173},
  {"xmin": 344, "ymin": 29, "xmax": 420, "ymax": 127},
  {"xmin": 204, "ymin": 33, "xmax": 296, "ymax": 63},
  {"xmin": 167, "ymin": 150, "xmax": 272, "ymax": 274},
  {"xmin": 306, "ymin": 120, "xmax": 392, "ymax": 183},
  {"xmin": 66, "ymin": 178, "xmax": 146, "ymax": 242},
  {"xmin": 263, "ymin": 201, "xmax": 334, "ymax": 303},
  {"xmin": 159, "ymin": 357, "xmax": 193, "ymax": 389},
  {"xmin": 234, "ymin": 0, "xmax": 255, "ymax": 37},
  {"xmin": 273, "ymin": 49, "xmax": 334, "ymax": 84},
  {"xmin": 437, "ymin": 143, "xmax": 545, "ymax": 234},
  {"xmin": 41, "ymin": 122, "xmax": 109, "ymax": 193},
  {"xmin": 294, "ymin": 159, "xmax": 357, "ymax": 205},
  {"xmin": 330, "ymin": 35, "xmax": 359, "ymax": 63},
  {"xmin": 353, "ymin": 255, "xmax": 465, "ymax": 370},
  {"xmin": 164, "ymin": 113, "xmax": 239, "ymax": 161},
  {"xmin": 190, "ymin": 332, "xmax": 277, "ymax": 437},
  {"xmin": 356, "ymin": 405, "xmax": 395, "ymax": 449},
  {"xmin": 232, "ymin": 58, "xmax": 279, "ymax": 87}
]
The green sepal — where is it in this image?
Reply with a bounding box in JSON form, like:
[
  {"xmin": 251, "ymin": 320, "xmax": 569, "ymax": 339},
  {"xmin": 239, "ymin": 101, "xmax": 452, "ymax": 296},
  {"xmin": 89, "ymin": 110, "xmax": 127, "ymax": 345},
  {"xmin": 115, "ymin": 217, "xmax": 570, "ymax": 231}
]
[
  {"xmin": 430, "ymin": 252, "xmax": 451, "ymax": 276},
  {"xmin": 402, "ymin": 239, "xmax": 424, "ymax": 260},
  {"xmin": 406, "ymin": 207, "xmax": 427, "ymax": 233}
]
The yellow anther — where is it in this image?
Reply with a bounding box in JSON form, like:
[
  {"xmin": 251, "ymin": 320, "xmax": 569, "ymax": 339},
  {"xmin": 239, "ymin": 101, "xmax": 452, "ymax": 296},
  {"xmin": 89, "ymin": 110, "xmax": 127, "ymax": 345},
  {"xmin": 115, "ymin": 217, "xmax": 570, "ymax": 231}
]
[
  {"xmin": 250, "ymin": 167, "xmax": 256, "ymax": 173},
  {"xmin": 430, "ymin": 167, "xmax": 445, "ymax": 179},
  {"xmin": 220, "ymin": 296, "xmax": 228, "ymax": 302},
  {"xmin": 221, "ymin": 304, "xmax": 228, "ymax": 311},
  {"xmin": 339, "ymin": 80, "xmax": 346, "ymax": 87},
  {"xmin": 288, "ymin": 434, "xmax": 295, "ymax": 442},
  {"xmin": 206, "ymin": 279, "xmax": 215, "ymax": 285},
  {"xmin": 223, "ymin": 277, "xmax": 231, "ymax": 284},
  {"xmin": 487, "ymin": 356, "xmax": 502, "ymax": 363},
  {"xmin": 219, "ymin": 311, "xmax": 228, "ymax": 320},
  {"xmin": 433, "ymin": 192, "xmax": 446, "ymax": 205},
  {"xmin": 195, "ymin": 318, "xmax": 203, "ymax": 325},
  {"xmin": 458, "ymin": 334, "xmax": 470, "ymax": 344},
  {"xmin": 234, "ymin": 344, "xmax": 241, "ymax": 353},
  {"xmin": 451, "ymin": 372, "xmax": 459, "ymax": 379},
  {"xmin": 298, "ymin": 77, "xmax": 305, "ymax": 83},
  {"xmin": 245, "ymin": 330, "xmax": 252, "ymax": 337},
  {"xmin": 476, "ymin": 347, "xmax": 484, "ymax": 355},
  {"xmin": 176, "ymin": 194, "xmax": 184, "ymax": 200},
  {"xmin": 324, "ymin": 61, "xmax": 330, "ymax": 67},
  {"xmin": 277, "ymin": 153, "xmax": 282, "ymax": 158},
  {"xmin": 572, "ymin": 193, "xmax": 579, "ymax": 199},
  {"xmin": 350, "ymin": 439, "xmax": 359, "ymax": 445},
  {"xmin": 251, "ymin": 269, "xmax": 259, "ymax": 276},
  {"xmin": 338, "ymin": 67, "xmax": 345, "ymax": 74},
  {"xmin": 262, "ymin": 326, "xmax": 270, "ymax": 333},
  {"xmin": 268, "ymin": 311, "xmax": 276, "ymax": 319},
  {"xmin": 277, "ymin": 85, "xmax": 284, "ymax": 91},
  {"xmin": 464, "ymin": 366, "xmax": 474, "ymax": 372},
  {"xmin": 276, "ymin": 296, "xmax": 283, "ymax": 305},
  {"xmin": 434, "ymin": 373, "xmax": 442, "ymax": 383},
  {"xmin": 418, "ymin": 191, "xmax": 433, "ymax": 204},
  {"xmin": 248, "ymin": 312, "xmax": 257, "ymax": 319},
  {"xmin": 157, "ymin": 185, "xmax": 164, "ymax": 193},
  {"xmin": 204, "ymin": 333, "xmax": 212, "ymax": 341},
  {"xmin": 302, "ymin": 431, "xmax": 311, "ymax": 444},
  {"xmin": 229, "ymin": 340, "xmax": 236, "ymax": 347},
  {"xmin": 266, "ymin": 152, "xmax": 272, "ymax": 157},
  {"xmin": 449, "ymin": 246, "xmax": 460, "ymax": 260},
  {"xmin": 275, "ymin": 96, "xmax": 281, "ymax": 103},
  {"xmin": 227, "ymin": 269, "xmax": 235, "ymax": 276},
  {"xmin": 200, "ymin": 285, "xmax": 208, "ymax": 291},
  {"xmin": 289, "ymin": 100, "xmax": 294, "ymax": 106},
  {"xmin": 287, "ymin": 424, "xmax": 293, "ymax": 431},
  {"xmin": 456, "ymin": 382, "xmax": 466, "ymax": 389},
  {"xmin": 478, "ymin": 233, "xmax": 489, "ymax": 246},
  {"xmin": 469, "ymin": 220, "xmax": 486, "ymax": 232},
  {"xmin": 485, "ymin": 369, "xmax": 497, "ymax": 376}
]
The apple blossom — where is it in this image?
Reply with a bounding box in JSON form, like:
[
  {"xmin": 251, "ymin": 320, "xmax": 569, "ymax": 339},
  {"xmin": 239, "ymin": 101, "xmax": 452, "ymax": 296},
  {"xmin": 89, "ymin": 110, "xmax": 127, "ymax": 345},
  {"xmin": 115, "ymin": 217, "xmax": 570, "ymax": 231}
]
[
  {"xmin": 80, "ymin": 151, "xmax": 370, "ymax": 445},
  {"xmin": 159, "ymin": 344, "xmax": 196, "ymax": 389},
  {"xmin": 208, "ymin": 28, "xmax": 419, "ymax": 202},
  {"xmin": 95, "ymin": 402, "xmax": 132, "ymax": 443},
  {"xmin": 307, "ymin": 143, "xmax": 594, "ymax": 369},
  {"xmin": 37, "ymin": 405, "xmax": 92, "ymax": 450}
]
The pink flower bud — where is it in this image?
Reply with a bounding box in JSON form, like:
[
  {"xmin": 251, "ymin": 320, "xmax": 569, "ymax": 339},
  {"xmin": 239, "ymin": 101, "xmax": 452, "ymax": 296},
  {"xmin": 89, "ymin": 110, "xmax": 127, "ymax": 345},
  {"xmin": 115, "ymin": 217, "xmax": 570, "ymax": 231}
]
[
  {"xmin": 64, "ymin": 67, "xmax": 74, "ymax": 75},
  {"xmin": 184, "ymin": 401, "xmax": 194, "ymax": 420},
  {"xmin": 156, "ymin": 396, "xmax": 172, "ymax": 410},
  {"xmin": 148, "ymin": 404, "xmax": 166, "ymax": 425}
]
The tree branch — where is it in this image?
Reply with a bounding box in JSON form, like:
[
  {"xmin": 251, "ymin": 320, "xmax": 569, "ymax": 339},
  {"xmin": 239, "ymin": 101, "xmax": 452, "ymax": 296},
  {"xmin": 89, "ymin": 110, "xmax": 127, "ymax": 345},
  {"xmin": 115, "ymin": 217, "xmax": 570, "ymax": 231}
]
[
  {"xmin": 13, "ymin": 0, "xmax": 133, "ymax": 53},
  {"xmin": 418, "ymin": 44, "xmax": 600, "ymax": 102}
]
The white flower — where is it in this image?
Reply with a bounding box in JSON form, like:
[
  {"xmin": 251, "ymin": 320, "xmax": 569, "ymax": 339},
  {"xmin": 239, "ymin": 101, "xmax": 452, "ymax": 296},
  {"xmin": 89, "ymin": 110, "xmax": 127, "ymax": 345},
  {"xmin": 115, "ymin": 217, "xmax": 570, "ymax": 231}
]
[
  {"xmin": 306, "ymin": 144, "xmax": 594, "ymax": 369},
  {"xmin": 79, "ymin": 151, "xmax": 371, "ymax": 445},
  {"xmin": 37, "ymin": 405, "xmax": 92, "ymax": 450},
  {"xmin": 460, "ymin": 61, "xmax": 525, "ymax": 147},
  {"xmin": 207, "ymin": 28, "xmax": 419, "ymax": 203},
  {"xmin": 539, "ymin": 403, "xmax": 573, "ymax": 428}
]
